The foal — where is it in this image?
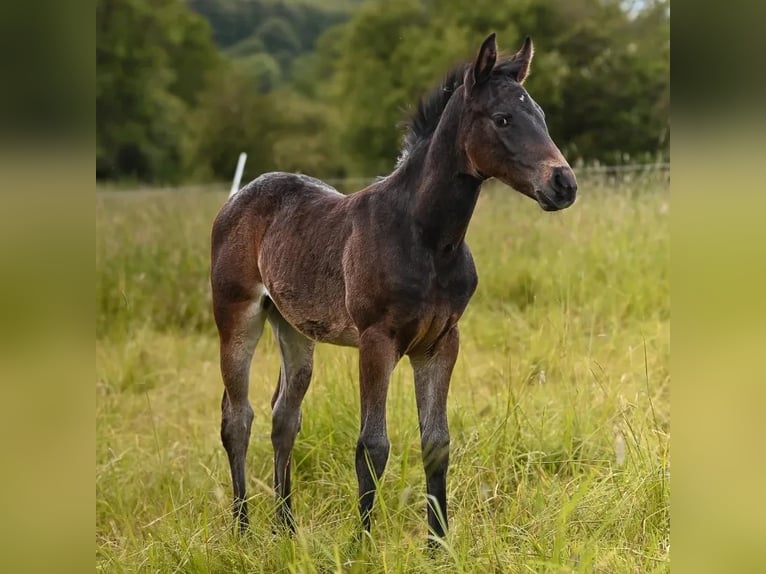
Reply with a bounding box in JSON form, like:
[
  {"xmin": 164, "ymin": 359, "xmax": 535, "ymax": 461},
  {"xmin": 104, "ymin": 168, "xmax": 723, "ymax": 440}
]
[{"xmin": 211, "ymin": 33, "xmax": 577, "ymax": 542}]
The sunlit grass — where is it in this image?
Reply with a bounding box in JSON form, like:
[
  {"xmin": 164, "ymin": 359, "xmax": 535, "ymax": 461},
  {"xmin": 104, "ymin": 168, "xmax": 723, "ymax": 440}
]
[{"xmin": 96, "ymin": 174, "xmax": 669, "ymax": 573}]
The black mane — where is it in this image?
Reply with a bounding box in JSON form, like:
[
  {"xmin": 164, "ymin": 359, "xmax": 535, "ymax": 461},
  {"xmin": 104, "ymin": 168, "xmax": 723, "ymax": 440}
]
[
  {"xmin": 401, "ymin": 64, "xmax": 468, "ymax": 157},
  {"xmin": 400, "ymin": 57, "xmax": 519, "ymax": 160}
]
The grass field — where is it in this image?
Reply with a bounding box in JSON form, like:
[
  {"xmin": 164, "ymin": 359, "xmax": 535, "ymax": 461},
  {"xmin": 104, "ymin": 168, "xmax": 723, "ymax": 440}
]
[{"xmin": 96, "ymin": 173, "xmax": 670, "ymax": 573}]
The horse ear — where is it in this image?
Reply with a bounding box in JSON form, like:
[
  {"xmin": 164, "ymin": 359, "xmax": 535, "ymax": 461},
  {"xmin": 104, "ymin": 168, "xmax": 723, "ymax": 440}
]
[
  {"xmin": 467, "ymin": 33, "xmax": 497, "ymax": 94},
  {"xmin": 509, "ymin": 36, "xmax": 534, "ymax": 84}
]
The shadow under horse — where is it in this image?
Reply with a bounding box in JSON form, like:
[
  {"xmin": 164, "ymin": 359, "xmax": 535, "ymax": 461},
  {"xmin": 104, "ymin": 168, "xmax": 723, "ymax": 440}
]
[{"xmin": 210, "ymin": 32, "xmax": 578, "ymax": 546}]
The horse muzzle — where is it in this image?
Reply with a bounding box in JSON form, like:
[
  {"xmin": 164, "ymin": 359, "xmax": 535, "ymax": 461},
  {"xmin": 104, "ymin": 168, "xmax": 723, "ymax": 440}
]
[{"xmin": 536, "ymin": 165, "xmax": 577, "ymax": 211}]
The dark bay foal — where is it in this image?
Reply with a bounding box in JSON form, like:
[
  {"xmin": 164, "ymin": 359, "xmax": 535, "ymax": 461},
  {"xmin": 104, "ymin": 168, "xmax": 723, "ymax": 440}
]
[{"xmin": 211, "ymin": 33, "xmax": 577, "ymax": 543}]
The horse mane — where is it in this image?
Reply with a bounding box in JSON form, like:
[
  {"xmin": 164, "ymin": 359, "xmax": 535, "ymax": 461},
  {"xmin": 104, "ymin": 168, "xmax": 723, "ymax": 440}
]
[
  {"xmin": 400, "ymin": 64, "xmax": 468, "ymax": 160},
  {"xmin": 399, "ymin": 57, "xmax": 519, "ymax": 164}
]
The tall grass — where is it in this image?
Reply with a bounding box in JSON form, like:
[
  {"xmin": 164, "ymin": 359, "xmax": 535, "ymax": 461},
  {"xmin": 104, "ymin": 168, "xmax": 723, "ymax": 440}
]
[{"xmin": 96, "ymin": 174, "xmax": 669, "ymax": 573}]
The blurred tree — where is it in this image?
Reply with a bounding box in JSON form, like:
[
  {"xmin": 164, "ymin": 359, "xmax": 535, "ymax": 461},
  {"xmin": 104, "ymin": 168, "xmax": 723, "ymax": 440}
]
[
  {"xmin": 271, "ymin": 91, "xmax": 346, "ymax": 178},
  {"xmin": 187, "ymin": 0, "xmax": 257, "ymax": 48},
  {"xmin": 254, "ymin": 16, "xmax": 302, "ymax": 73},
  {"xmin": 185, "ymin": 69, "xmax": 280, "ymax": 182},
  {"xmin": 225, "ymin": 35, "xmax": 266, "ymax": 59},
  {"xmin": 97, "ymin": 0, "xmax": 669, "ymax": 184},
  {"xmin": 256, "ymin": 17, "xmax": 302, "ymax": 56},
  {"xmin": 96, "ymin": 0, "xmax": 220, "ymax": 183},
  {"xmin": 187, "ymin": 0, "xmax": 353, "ymax": 54},
  {"xmin": 236, "ymin": 53, "xmax": 282, "ymax": 92},
  {"xmin": 325, "ymin": 0, "xmax": 427, "ymax": 176}
]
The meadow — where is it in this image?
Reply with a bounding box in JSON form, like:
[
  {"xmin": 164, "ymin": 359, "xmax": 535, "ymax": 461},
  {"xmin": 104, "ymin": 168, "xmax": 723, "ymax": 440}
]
[{"xmin": 96, "ymin": 172, "xmax": 670, "ymax": 573}]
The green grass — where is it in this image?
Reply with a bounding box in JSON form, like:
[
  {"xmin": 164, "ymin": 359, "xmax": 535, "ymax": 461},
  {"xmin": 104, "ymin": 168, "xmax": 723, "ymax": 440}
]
[{"xmin": 96, "ymin": 174, "xmax": 669, "ymax": 573}]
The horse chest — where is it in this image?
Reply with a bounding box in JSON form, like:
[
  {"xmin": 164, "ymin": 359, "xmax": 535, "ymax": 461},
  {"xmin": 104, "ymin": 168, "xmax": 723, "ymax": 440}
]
[
  {"xmin": 426, "ymin": 269, "xmax": 473, "ymax": 312},
  {"xmin": 397, "ymin": 289, "xmax": 467, "ymax": 356},
  {"xmin": 399, "ymin": 243, "xmax": 478, "ymax": 307},
  {"xmin": 384, "ymin": 252, "xmax": 477, "ymax": 354}
]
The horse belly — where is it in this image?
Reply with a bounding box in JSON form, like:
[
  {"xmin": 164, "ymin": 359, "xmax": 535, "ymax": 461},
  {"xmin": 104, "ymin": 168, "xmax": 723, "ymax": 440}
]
[
  {"xmin": 259, "ymin": 252, "xmax": 359, "ymax": 347},
  {"xmin": 287, "ymin": 297, "xmax": 359, "ymax": 346},
  {"xmin": 256, "ymin": 256, "xmax": 356, "ymax": 344}
]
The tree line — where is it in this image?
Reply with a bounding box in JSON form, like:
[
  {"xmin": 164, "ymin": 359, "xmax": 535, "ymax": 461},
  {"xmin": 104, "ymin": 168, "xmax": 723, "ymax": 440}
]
[{"xmin": 97, "ymin": 0, "xmax": 669, "ymax": 185}]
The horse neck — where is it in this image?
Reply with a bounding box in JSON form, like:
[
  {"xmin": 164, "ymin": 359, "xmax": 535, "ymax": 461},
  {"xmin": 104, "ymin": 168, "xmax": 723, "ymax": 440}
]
[{"xmin": 409, "ymin": 93, "xmax": 483, "ymax": 252}]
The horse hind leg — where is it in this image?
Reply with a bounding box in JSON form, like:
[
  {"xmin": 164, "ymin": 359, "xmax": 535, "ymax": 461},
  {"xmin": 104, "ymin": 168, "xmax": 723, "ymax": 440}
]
[
  {"xmin": 215, "ymin": 290, "xmax": 269, "ymax": 533},
  {"xmin": 268, "ymin": 309, "xmax": 315, "ymax": 532}
]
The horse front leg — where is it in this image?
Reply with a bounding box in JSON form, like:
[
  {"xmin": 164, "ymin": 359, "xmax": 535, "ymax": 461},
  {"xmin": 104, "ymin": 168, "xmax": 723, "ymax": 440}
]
[
  {"xmin": 355, "ymin": 328, "xmax": 400, "ymax": 533},
  {"xmin": 410, "ymin": 325, "xmax": 459, "ymax": 544}
]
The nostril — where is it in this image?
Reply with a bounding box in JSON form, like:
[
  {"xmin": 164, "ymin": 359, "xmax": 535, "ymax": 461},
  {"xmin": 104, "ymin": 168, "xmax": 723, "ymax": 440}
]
[
  {"xmin": 553, "ymin": 166, "xmax": 577, "ymax": 194},
  {"xmin": 553, "ymin": 170, "xmax": 565, "ymax": 190}
]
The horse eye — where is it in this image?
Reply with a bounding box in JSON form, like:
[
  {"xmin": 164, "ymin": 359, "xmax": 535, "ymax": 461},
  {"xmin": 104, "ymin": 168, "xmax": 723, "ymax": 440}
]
[{"xmin": 493, "ymin": 115, "xmax": 510, "ymax": 128}]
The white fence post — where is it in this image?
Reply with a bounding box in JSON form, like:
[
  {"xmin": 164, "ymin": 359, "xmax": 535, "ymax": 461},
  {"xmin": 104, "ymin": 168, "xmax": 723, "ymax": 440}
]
[{"xmin": 229, "ymin": 152, "xmax": 247, "ymax": 197}]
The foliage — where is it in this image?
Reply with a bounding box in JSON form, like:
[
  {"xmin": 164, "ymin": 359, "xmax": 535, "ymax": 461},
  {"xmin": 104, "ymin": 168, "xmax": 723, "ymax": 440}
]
[
  {"xmin": 187, "ymin": 0, "xmax": 353, "ymax": 52},
  {"xmin": 184, "ymin": 69, "xmax": 281, "ymax": 181},
  {"xmin": 235, "ymin": 52, "xmax": 283, "ymax": 92},
  {"xmin": 96, "ymin": 0, "xmax": 221, "ymax": 182},
  {"xmin": 270, "ymin": 91, "xmax": 347, "ymax": 177},
  {"xmin": 97, "ymin": 0, "xmax": 670, "ymax": 184},
  {"xmin": 96, "ymin": 175, "xmax": 670, "ymax": 572}
]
